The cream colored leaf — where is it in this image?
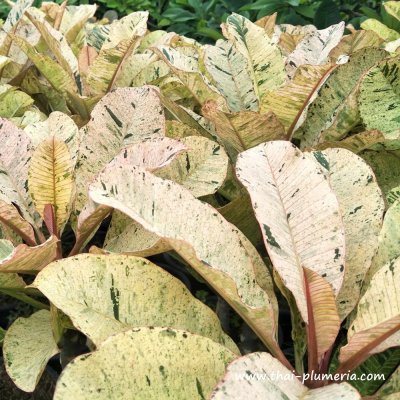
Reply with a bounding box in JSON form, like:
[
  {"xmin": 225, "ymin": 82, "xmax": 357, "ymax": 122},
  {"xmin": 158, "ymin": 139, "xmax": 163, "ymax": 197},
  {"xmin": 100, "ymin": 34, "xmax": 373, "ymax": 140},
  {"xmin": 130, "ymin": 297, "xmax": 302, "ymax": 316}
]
[
  {"xmin": 28, "ymin": 137, "xmax": 74, "ymax": 232},
  {"xmin": 72, "ymin": 137, "xmax": 186, "ymax": 255},
  {"xmin": 102, "ymin": 211, "xmax": 170, "ymax": 257},
  {"xmin": 222, "ymin": 13, "xmax": 286, "ymax": 106},
  {"xmin": 54, "ymin": 327, "xmax": 236, "ymax": 400},
  {"xmin": 0, "ymin": 200, "xmax": 36, "ymax": 246},
  {"xmin": 60, "ymin": 5, "xmax": 97, "ymax": 46},
  {"xmin": 339, "ymin": 257, "xmax": 400, "ymax": 365},
  {"xmin": 235, "ymin": 141, "xmax": 346, "ymax": 322},
  {"xmin": 210, "ymin": 352, "xmax": 361, "ymax": 400},
  {"xmin": 154, "ymin": 45, "xmax": 226, "ymax": 107},
  {"xmin": 294, "ymin": 48, "xmax": 388, "ymax": 148},
  {"xmin": 0, "ymin": 118, "xmax": 40, "ymax": 228},
  {"xmin": 33, "ymin": 254, "xmax": 238, "ymax": 352},
  {"xmin": 74, "ymin": 86, "xmax": 165, "ymax": 214},
  {"xmin": 310, "ymin": 149, "xmax": 385, "ymax": 320},
  {"xmin": 286, "ymin": 22, "xmax": 344, "ymax": 78},
  {"xmin": 24, "ymin": 112, "xmax": 79, "ymax": 164},
  {"xmin": 1, "ymin": 0, "xmax": 33, "ymax": 35},
  {"xmin": 329, "ymin": 30, "xmax": 384, "ymax": 61},
  {"xmin": 156, "ymin": 136, "xmax": 228, "ymax": 197},
  {"xmin": 0, "ymin": 55, "xmax": 10, "ymax": 69},
  {"xmin": 86, "ymin": 12, "xmax": 149, "ymax": 94},
  {"xmin": 25, "ymin": 7, "xmax": 81, "ymax": 92},
  {"xmin": 88, "ymin": 165, "xmax": 280, "ymax": 355},
  {"xmin": 202, "ymin": 100, "xmax": 285, "ymax": 160},
  {"xmin": 11, "ymin": 34, "xmax": 78, "ymax": 94},
  {"xmin": 0, "ymin": 236, "xmax": 58, "ymax": 274},
  {"xmin": 261, "ymin": 64, "xmax": 335, "ymax": 132},
  {"xmin": 3, "ymin": 310, "xmax": 59, "ymax": 392},
  {"xmin": 364, "ymin": 199, "xmax": 400, "ymax": 287},
  {"xmin": 203, "ymin": 40, "xmax": 258, "ymax": 112}
]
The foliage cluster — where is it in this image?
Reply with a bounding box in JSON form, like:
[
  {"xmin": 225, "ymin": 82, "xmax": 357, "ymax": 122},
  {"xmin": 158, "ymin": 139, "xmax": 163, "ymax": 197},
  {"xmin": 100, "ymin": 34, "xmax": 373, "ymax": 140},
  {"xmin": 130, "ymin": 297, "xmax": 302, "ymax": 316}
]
[
  {"xmin": 0, "ymin": 0, "xmax": 400, "ymax": 399},
  {"xmin": 0, "ymin": 0, "xmax": 386, "ymax": 42}
]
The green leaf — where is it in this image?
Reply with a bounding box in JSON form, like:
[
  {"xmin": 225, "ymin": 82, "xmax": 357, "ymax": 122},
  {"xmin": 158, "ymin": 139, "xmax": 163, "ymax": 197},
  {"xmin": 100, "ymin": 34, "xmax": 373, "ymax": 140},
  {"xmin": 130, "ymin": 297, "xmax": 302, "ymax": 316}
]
[
  {"xmin": 361, "ymin": 149, "xmax": 400, "ymax": 206},
  {"xmin": 313, "ymin": 0, "xmax": 341, "ymax": 29},
  {"xmin": 54, "ymin": 327, "xmax": 236, "ymax": 400},
  {"xmin": 364, "ymin": 198, "xmax": 400, "ymax": 287},
  {"xmin": 0, "ymin": 84, "xmax": 33, "ymax": 118},
  {"xmin": 3, "ymin": 310, "xmax": 59, "ymax": 392},
  {"xmin": 350, "ymin": 348, "xmax": 400, "ymax": 396}
]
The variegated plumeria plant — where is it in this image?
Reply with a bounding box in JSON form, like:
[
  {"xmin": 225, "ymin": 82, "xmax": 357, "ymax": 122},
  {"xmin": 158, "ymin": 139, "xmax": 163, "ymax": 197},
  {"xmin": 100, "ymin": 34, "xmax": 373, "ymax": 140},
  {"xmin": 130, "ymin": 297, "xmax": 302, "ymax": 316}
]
[{"xmin": 0, "ymin": 0, "xmax": 399, "ymax": 399}]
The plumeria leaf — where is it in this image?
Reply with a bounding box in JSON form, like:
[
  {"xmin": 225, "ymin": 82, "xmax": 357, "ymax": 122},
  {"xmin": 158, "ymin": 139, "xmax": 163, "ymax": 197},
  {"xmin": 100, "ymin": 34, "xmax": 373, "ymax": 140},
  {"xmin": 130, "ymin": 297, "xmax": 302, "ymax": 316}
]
[
  {"xmin": 359, "ymin": 58, "xmax": 400, "ymax": 140},
  {"xmin": 54, "ymin": 327, "xmax": 236, "ymax": 400},
  {"xmin": 311, "ymin": 148, "xmax": 385, "ymax": 320},
  {"xmin": 86, "ymin": 12, "xmax": 149, "ymax": 94},
  {"xmin": 156, "ymin": 136, "xmax": 229, "ymax": 197},
  {"xmin": 3, "ymin": 310, "xmax": 59, "ymax": 392},
  {"xmin": 202, "ymin": 100, "xmax": 285, "ymax": 160},
  {"xmin": 203, "ymin": 40, "xmax": 258, "ymax": 112},
  {"xmin": 33, "ymin": 254, "xmax": 239, "ymax": 353},
  {"xmin": 339, "ymin": 257, "xmax": 400, "ymax": 371},
  {"xmin": 0, "ymin": 236, "xmax": 58, "ymax": 274},
  {"xmin": 235, "ymin": 141, "xmax": 346, "ymax": 322},
  {"xmin": 74, "ymin": 86, "xmax": 166, "ymax": 214},
  {"xmin": 0, "ymin": 118, "xmax": 40, "ymax": 229},
  {"xmin": 88, "ymin": 165, "xmax": 282, "ymax": 359},
  {"xmin": 222, "ymin": 13, "xmax": 286, "ymax": 109},
  {"xmin": 294, "ymin": 48, "xmax": 387, "ymax": 148},
  {"xmin": 210, "ymin": 352, "xmax": 361, "ymax": 400},
  {"xmin": 28, "ymin": 136, "xmax": 74, "ymax": 234}
]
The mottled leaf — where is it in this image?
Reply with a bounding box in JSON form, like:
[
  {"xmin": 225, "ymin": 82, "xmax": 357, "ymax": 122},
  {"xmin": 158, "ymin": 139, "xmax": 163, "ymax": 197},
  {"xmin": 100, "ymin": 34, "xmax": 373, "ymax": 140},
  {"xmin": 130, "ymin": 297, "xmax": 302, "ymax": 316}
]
[
  {"xmin": 156, "ymin": 136, "xmax": 228, "ymax": 197},
  {"xmin": 359, "ymin": 58, "xmax": 400, "ymax": 139},
  {"xmin": 286, "ymin": 22, "xmax": 344, "ymax": 78},
  {"xmin": 3, "ymin": 310, "xmax": 59, "ymax": 392},
  {"xmin": 54, "ymin": 327, "xmax": 236, "ymax": 400},
  {"xmin": 74, "ymin": 86, "xmax": 165, "ymax": 214},
  {"xmin": 235, "ymin": 141, "xmax": 345, "ymax": 322},
  {"xmin": 33, "ymin": 254, "xmax": 238, "ymax": 352},
  {"xmin": 204, "ymin": 40, "xmax": 258, "ymax": 112},
  {"xmin": 311, "ymin": 148, "xmax": 385, "ymax": 320},
  {"xmin": 0, "ymin": 236, "xmax": 58, "ymax": 274},
  {"xmin": 28, "ymin": 136, "xmax": 74, "ymax": 233},
  {"xmin": 339, "ymin": 257, "xmax": 400, "ymax": 368},
  {"xmin": 295, "ymin": 48, "xmax": 387, "ymax": 148},
  {"xmin": 211, "ymin": 352, "xmax": 361, "ymax": 400},
  {"xmin": 222, "ymin": 13, "xmax": 286, "ymax": 107},
  {"xmin": 202, "ymin": 100, "xmax": 285, "ymax": 160},
  {"xmin": 88, "ymin": 165, "xmax": 281, "ymax": 356}
]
